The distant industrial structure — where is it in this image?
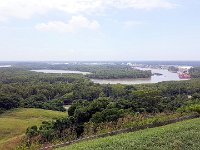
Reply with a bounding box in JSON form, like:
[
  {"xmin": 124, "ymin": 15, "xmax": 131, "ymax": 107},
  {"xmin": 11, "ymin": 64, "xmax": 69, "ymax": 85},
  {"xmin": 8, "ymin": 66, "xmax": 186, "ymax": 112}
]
[
  {"xmin": 177, "ymin": 66, "xmax": 193, "ymax": 72},
  {"xmin": 126, "ymin": 62, "xmax": 192, "ymax": 79},
  {"xmin": 177, "ymin": 66, "xmax": 192, "ymax": 79}
]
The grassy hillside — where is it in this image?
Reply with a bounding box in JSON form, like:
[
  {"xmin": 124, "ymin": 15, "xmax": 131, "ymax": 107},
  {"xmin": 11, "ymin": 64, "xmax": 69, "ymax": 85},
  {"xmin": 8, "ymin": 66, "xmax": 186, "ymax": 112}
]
[
  {"xmin": 58, "ymin": 118, "xmax": 200, "ymax": 150},
  {"xmin": 0, "ymin": 108, "xmax": 66, "ymax": 150}
]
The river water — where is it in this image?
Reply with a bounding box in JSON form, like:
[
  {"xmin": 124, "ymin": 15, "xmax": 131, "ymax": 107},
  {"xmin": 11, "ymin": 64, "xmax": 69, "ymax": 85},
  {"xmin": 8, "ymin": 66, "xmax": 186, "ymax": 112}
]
[
  {"xmin": 0, "ymin": 65, "xmax": 11, "ymax": 68},
  {"xmin": 31, "ymin": 69, "xmax": 91, "ymax": 75},
  {"xmin": 91, "ymin": 67, "xmax": 188, "ymax": 85}
]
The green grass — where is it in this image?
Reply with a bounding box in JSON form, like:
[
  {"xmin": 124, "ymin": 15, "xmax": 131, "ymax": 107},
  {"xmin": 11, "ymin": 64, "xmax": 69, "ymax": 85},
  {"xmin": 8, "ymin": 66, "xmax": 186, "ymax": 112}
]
[
  {"xmin": 58, "ymin": 118, "xmax": 200, "ymax": 150},
  {"xmin": 0, "ymin": 108, "xmax": 67, "ymax": 150}
]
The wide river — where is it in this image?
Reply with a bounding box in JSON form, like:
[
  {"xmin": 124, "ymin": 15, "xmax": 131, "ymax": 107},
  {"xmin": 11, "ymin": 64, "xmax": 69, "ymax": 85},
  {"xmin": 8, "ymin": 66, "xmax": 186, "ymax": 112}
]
[
  {"xmin": 91, "ymin": 67, "xmax": 188, "ymax": 85},
  {"xmin": 0, "ymin": 65, "xmax": 11, "ymax": 68},
  {"xmin": 31, "ymin": 69, "xmax": 91, "ymax": 75},
  {"xmin": 32, "ymin": 68, "xmax": 188, "ymax": 85}
]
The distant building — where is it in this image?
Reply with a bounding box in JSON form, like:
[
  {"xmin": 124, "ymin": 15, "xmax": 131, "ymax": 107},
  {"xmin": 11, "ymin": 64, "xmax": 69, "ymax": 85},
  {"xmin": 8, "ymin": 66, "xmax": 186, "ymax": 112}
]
[{"xmin": 178, "ymin": 66, "xmax": 193, "ymax": 72}]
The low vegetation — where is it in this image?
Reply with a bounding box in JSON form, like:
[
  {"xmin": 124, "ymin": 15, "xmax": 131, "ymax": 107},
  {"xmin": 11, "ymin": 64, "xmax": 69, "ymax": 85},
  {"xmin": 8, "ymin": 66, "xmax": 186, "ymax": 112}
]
[
  {"xmin": 25, "ymin": 94, "xmax": 200, "ymax": 147},
  {"xmin": 57, "ymin": 118, "xmax": 200, "ymax": 150},
  {"xmin": 0, "ymin": 108, "xmax": 66, "ymax": 150}
]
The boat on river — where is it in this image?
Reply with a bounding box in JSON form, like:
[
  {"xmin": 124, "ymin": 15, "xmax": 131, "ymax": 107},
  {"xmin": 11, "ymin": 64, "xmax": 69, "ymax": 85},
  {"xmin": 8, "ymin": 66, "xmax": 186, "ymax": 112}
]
[{"xmin": 178, "ymin": 72, "xmax": 191, "ymax": 79}]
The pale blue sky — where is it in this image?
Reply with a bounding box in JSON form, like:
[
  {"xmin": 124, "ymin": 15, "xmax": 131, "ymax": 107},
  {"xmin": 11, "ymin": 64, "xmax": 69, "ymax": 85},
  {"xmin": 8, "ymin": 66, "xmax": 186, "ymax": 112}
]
[{"xmin": 0, "ymin": 0, "xmax": 200, "ymax": 61}]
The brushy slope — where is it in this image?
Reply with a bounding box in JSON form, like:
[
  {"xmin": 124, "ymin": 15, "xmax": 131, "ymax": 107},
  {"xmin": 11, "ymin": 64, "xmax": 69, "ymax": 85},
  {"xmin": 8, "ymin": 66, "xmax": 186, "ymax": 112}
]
[
  {"xmin": 58, "ymin": 118, "xmax": 200, "ymax": 150},
  {"xmin": 0, "ymin": 108, "xmax": 66, "ymax": 150}
]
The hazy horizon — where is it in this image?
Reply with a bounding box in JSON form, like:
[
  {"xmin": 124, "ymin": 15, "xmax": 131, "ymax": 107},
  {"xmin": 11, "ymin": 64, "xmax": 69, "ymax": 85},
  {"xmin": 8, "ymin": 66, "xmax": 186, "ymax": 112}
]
[{"xmin": 0, "ymin": 0, "xmax": 200, "ymax": 61}]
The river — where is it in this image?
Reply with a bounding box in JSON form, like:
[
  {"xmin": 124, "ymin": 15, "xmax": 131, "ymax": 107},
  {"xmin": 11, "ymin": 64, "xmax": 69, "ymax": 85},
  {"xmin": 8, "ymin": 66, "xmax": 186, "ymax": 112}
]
[
  {"xmin": 0, "ymin": 65, "xmax": 11, "ymax": 68},
  {"xmin": 31, "ymin": 69, "xmax": 91, "ymax": 75},
  {"xmin": 91, "ymin": 67, "xmax": 188, "ymax": 85},
  {"xmin": 32, "ymin": 68, "xmax": 188, "ymax": 85}
]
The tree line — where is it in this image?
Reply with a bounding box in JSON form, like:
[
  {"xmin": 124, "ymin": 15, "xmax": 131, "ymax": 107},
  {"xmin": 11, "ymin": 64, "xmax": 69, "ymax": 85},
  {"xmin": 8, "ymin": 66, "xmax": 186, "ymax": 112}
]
[{"xmin": 13, "ymin": 63, "xmax": 152, "ymax": 79}]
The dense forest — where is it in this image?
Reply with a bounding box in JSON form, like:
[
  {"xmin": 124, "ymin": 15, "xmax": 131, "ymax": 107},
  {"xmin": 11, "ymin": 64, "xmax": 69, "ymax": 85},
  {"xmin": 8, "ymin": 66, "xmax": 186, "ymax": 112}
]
[
  {"xmin": 51, "ymin": 64, "xmax": 152, "ymax": 79},
  {"xmin": 2, "ymin": 67, "xmax": 199, "ymax": 114},
  {"xmin": 190, "ymin": 67, "xmax": 200, "ymax": 78},
  {"xmin": 168, "ymin": 66, "xmax": 179, "ymax": 73},
  {"xmin": 0, "ymin": 64, "xmax": 200, "ymax": 149},
  {"xmin": 0, "ymin": 68, "xmax": 89, "ymax": 113},
  {"xmin": 85, "ymin": 65, "xmax": 152, "ymax": 79},
  {"xmin": 10, "ymin": 63, "xmax": 152, "ymax": 79}
]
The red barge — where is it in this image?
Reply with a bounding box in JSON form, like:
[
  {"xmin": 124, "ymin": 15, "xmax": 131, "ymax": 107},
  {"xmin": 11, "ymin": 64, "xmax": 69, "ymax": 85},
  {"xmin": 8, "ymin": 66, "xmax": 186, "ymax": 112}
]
[{"xmin": 178, "ymin": 72, "xmax": 191, "ymax": 79}]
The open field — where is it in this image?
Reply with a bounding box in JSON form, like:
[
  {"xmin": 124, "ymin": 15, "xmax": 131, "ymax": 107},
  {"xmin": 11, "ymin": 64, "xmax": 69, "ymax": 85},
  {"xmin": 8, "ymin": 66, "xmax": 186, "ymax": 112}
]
[
  {"xmin": 58, "ymin": 118, "xmax": 200, "ymax": 150},
  {"xmin": 0, "ymin": 108, "xmax": 67, "ymax": 150}
]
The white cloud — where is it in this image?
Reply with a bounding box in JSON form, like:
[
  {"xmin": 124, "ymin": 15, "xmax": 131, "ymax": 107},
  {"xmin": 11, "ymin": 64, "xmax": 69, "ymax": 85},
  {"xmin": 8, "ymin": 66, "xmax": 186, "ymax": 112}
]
[
  {"xmin": 124, "ymin": 21, "xmax": 143, "ymax": 28},
  {"xmin": 0, "ymin": 0, "xmax": 176, "ymax": 20},
  {"xmin": 111, "ymin": 0, "xmax": 175, "ymax": 10},
  {"xmin": 35, "ymin": 15, "xmax": 100, "ymax": 33}
]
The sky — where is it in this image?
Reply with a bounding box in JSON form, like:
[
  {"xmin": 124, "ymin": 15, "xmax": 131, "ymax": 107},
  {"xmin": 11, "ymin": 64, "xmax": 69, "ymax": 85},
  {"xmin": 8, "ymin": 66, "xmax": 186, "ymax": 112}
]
[{"xmin": 0, "ymin": 0, "xmax": 200, "ymax": 61}]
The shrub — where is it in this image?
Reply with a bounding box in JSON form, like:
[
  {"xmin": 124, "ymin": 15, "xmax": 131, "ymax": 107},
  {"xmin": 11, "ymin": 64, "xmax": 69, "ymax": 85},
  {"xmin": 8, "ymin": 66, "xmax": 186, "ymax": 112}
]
[{"xmin": 26, "ymin": 126, "xmax": 38, "ymax": 137}]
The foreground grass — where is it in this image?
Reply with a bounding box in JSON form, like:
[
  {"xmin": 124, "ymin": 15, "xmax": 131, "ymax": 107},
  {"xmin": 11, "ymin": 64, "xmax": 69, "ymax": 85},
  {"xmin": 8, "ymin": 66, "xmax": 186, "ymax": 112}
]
[
  {"xmin": 0, "ymin": 108, "xmax": 66, "ymax": 150},
  {"xmin": 58, "ymin": 118, "xmax": 200, "ymax": 150}
]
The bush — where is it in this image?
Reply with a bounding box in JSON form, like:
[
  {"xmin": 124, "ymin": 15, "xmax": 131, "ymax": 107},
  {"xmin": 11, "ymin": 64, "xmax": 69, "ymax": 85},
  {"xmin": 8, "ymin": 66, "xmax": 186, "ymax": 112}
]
[
  {"xmin": 91, "ymin": 108, "xmax": 124, "ymax": 123},
  {"xmin": 0, "ymin": 94, "xmax": 21, "ymax": 110},
  {"xmin": 187, "ymin": 104, "xmax": 200, "ymax": 114},
  {"xmin": 26, "ymin": 126, "xmax": 38, "ymax": 137}
]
